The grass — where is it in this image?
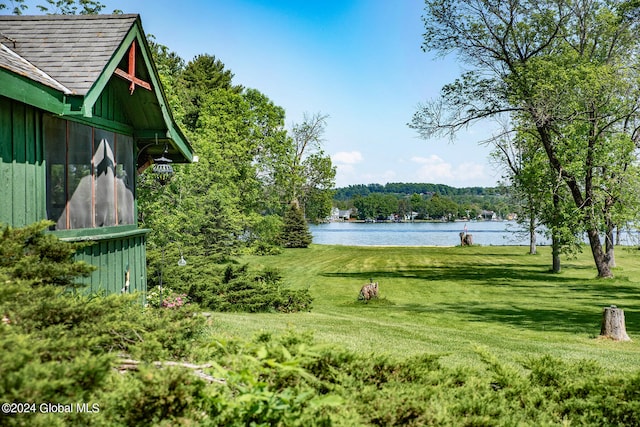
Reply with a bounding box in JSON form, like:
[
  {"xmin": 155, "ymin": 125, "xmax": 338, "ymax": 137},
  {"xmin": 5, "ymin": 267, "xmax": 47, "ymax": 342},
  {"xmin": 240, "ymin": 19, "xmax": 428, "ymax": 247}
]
[{"xmin": 207, "ymin": 244, "xmax": 640, "ymax": 373}]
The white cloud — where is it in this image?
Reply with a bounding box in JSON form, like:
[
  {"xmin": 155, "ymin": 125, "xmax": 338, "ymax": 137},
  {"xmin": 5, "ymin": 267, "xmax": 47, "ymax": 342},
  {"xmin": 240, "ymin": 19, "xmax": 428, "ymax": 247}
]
[
  {"xmin": 332, "ymin": 153, "xmax": 490, "ymax": 188},
  {"xmin": 332, "ymin": 151, "xmax": 363, "ymax": 164},
  {"xmin": 411, "ymin": 155, "xmax": 487, "ymax": 185},
  {"xmin": 411, "ymin": 155, "xmax": 454, "ymax": 181},
  {"xmin": 454, "ymin": 162, "xmax": 486, "ymax": 181}
]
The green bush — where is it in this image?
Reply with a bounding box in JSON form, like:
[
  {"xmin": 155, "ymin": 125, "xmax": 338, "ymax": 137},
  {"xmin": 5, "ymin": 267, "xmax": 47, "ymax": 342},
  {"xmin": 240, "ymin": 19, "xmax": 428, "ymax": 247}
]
[
  {"xmin": 0, "ymin": 220, "xmax": 95, "ymax": 287},
  {"xmin": 149, "ymin": 251, "xmax": 313, "ymax": 313},
  {"xmin": 249, "ymin": 240, "xmax": 283, "ymax": 255},
  {"xmin": 100, "ymin": 366, "xmax": 209, "ymax": 426},
  {"xmin": 0, "ymin": 284, "xmax": 207, "ymax": 426},
  {"xmin": 246, "ymin": 214, "xmax": 284, "ymax": 251}
]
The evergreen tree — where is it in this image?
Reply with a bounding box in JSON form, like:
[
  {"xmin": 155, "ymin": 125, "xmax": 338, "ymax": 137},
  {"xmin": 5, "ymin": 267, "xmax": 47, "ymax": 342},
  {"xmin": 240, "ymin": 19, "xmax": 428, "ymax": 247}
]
[{"xmin": 280, "ymin": 202, "xmax": 312, "ymax": 248}]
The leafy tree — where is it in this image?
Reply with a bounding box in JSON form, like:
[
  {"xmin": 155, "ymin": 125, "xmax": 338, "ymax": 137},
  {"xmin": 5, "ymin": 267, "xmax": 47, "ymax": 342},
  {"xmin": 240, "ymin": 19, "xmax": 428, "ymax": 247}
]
[
  {"xmin": 139, "ymin": 88, "xmax": 269, "ymax": 258},
  {"xmin": 300, "ymin": 152, "xmax": 336, "ymax": 222},
  {"xmin": 280, "ymin": 112, "xmax": 336, "ymax": 219},
  {"xmin": 243, "ymin": 88, "xmax": 290, "ymax": 215},
  {"xmin": 409, "ymin": 193, "xmax": 428, "ymax": 219},
  {"xmin": 0, "ymin": 0, "xmax": 27, "ymax": 13},
  {"xmin": 492, "ymin": 125, "xmax": 583, "ymax": 271},
  {"xmin": 425, "ymin": 193, "xmax": 458, "ymax": 221},
  {"xmin": 333, "ymin": 183, "xmax": 504, "ymax": 201},
  {"xmin": 412, "ymin": 0, "xmax": 640, "ymax": 277},
  {"xmin": 492, "ymin": 127, "xmax": 542, "ymax": 255},
  {"xmin": 138, "ymin": 47, "xmax": 296, "ymax": 257},
  {"xmin": 141, "ymin": 42, "xmax": 336, "ymax": 257},
  {"xmin": 0, "ymin": 0, "xmax": 121, "ymax": 14},
  {"xmin": 353, "ymin": 193, "xmax": 398, "ymax": 220}
]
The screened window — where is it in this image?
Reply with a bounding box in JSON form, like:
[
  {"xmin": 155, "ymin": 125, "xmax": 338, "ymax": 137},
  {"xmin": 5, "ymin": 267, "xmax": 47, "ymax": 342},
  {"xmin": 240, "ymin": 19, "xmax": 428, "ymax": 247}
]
[
  {"xmin": 44, "ymin": 115, "xmax": 135, "ymax": 230},
  {"xmin": 116, "ymin": 134, "xmax": 135, "ymax": 225}
]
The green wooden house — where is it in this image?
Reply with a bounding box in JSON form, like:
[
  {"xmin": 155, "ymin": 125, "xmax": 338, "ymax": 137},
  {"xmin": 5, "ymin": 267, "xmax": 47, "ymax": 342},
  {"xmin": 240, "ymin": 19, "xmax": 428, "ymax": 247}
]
[{"xmin": 0, "ymin": 14, "xmax": 194, "ymax": 295}]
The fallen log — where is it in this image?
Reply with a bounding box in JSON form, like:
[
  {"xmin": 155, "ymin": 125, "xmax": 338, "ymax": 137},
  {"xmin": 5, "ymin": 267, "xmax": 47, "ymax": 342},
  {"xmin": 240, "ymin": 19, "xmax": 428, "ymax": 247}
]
[{"xmin": 116, "ymin": 358, "xmax": 226, "ymax": 384}]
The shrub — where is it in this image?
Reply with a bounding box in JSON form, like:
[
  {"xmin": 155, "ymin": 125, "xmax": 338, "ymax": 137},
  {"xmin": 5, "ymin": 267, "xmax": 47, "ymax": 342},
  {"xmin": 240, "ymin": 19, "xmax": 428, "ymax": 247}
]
[
  {"xmin": 0, "ymin": 220, "xmax": 95, "ymax": 287},
  {"xmin": 0, "ymin": 283, "xmax": 208, "ymax": 426},
  {"xmin": 246, "ymin": 214, "xmax": 284, "ymax": 249},
  {"xmin": 249, "ymin": 240, "xmax": 283, "ymax": 255},
  {"xmin": 194, "ymin": 264, "xmax": 312, "ymax": 313},
  {"xmin": 149, "ymin": 252, "xmax": 313, "ymax": 313},
  {"xmin": 146, "ymin": 286, "xmax": 189, "ymax": 309}
]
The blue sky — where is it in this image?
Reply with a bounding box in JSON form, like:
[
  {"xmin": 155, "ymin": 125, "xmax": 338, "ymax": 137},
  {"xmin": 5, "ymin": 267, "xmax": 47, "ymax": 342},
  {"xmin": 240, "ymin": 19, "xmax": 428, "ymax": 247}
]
[{"xmin": 24, "ymin": 0, "xmax": 504, "ymax": 188}]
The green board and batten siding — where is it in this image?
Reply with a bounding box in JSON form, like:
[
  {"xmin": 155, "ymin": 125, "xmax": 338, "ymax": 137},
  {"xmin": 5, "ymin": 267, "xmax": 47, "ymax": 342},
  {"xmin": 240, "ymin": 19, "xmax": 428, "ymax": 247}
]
[
  {"xmin": 0, "ymin": 94, "xmax": 148, "ymax": 295},
  {"xmin": 72, "ymin": 231, "xmax": 147, "ymax": 295},
  {"xmin": 0, "ymin": 97, "xmax": 46, "ymax": 227},
  {"xmin": 1, "ymin": 15, "xmax": 194, "ymax": 297}
]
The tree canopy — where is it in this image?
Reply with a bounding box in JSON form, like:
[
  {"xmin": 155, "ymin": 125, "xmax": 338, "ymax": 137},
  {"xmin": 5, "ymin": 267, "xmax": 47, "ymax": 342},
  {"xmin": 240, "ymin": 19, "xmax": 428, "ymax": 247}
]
[
  {"xmin": 413, "ymin": 0, "xmax": 640, "ymax": 277},
  {"xmin": 138, "ymin": 41, "xmax": 335, "ymax": 261},
  {"xmin": 0, "ymin": 0, "xmax": 121, "ymax": 14}
]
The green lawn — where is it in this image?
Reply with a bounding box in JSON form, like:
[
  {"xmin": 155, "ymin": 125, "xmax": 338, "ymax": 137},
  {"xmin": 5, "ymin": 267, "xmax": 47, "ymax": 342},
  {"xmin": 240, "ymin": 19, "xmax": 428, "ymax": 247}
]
[{"xmin": 208, "ymin": 244, "xmax": 640, "ymax": 372}]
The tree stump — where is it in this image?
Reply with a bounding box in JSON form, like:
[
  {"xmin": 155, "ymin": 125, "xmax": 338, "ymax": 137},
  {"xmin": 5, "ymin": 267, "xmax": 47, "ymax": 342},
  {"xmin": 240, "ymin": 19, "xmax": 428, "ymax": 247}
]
[
  {"xmin": 459, "ymin": 232, "xmax": 473, "ymax": 246},
  {"xmin": 600, "ymin": 305, "xmax": 631, "ymax": 341}
]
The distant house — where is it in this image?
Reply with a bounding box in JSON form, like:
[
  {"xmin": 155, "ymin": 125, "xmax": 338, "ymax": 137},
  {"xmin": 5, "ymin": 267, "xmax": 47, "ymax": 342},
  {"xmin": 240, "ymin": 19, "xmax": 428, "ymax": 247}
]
[
  {"xmin": 404, "ymin": 212, "xmax": 418, "ymax": 221},
  {"xmin": 0, "ymin": 14, "xmax": 194, "ymax": 295},
  {"xmin": 478, "ymin": 210, "xmax": 497, "ymax": 221},
  {"xmin": 330, "ymin": 208, "xmax": 352, "ymax": 221}
]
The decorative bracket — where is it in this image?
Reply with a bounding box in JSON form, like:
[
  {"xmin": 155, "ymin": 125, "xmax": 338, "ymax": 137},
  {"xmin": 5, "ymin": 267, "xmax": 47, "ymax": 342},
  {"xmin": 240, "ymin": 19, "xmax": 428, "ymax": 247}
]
[{"xmin": 114, "ymin": 40, "xmax": 152, "ymax": 95}]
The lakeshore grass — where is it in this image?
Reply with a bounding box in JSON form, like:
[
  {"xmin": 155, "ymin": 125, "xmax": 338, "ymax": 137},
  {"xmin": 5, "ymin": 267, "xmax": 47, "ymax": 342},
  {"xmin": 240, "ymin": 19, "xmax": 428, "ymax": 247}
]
[{"xmin": 208, "ymin": 244, "xmax": 640, "ymax": 372}]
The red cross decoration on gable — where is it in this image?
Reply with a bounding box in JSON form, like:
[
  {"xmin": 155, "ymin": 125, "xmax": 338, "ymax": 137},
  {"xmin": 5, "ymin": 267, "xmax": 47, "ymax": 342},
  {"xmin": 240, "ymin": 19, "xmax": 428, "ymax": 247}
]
[{"xmin": 114, "ymin": 40, "xmax": 152, "ymax": 95}]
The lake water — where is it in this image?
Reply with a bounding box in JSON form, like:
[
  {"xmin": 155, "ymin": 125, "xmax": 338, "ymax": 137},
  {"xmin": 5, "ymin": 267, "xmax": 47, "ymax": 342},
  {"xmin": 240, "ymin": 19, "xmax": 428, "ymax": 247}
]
[{"xmin": 309, "ymin": 221, "xmax": 640, "ymax": 247}]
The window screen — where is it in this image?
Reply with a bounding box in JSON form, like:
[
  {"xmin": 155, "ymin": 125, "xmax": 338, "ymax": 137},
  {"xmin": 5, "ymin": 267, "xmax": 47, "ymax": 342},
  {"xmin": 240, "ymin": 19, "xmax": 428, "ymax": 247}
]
[{"xmin": 44, "ymin": 116, "xmax": 135, "ymax": 230}]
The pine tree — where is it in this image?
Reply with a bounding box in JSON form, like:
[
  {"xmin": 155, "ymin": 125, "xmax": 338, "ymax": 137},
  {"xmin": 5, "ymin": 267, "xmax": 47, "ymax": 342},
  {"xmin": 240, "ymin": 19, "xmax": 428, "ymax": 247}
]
[{"xmin": 279, "ymin": 202, "xmax": 312, "ymax": 248}]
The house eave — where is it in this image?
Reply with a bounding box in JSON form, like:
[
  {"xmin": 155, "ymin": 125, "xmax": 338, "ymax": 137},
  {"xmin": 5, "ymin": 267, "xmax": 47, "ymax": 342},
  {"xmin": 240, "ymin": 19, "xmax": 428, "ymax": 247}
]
[
  {"xmin": 0, "ymin": 68, "xmax": 66, "ymax": 114},
  {"xmin": 80, "ymin": 16, "xmax": 194, "ymax": 164},
  {"xmin": 1, "ymin": 14, "xmax": 194, "ymax": 165}
]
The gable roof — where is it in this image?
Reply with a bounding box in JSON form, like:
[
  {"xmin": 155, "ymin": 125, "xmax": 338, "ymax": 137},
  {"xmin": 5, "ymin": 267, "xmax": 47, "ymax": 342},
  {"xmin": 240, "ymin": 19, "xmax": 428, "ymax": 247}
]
[
  {"xmin": 0, "ymin": 14, "xmax": 193, "ymax": 164},
  {"xmin": 0, "ymin": 14, "xmax": 137, "ymax": 95},
  {"xmin": 0, "ymin": 42, "xmax": 72, "ymax": 93}
]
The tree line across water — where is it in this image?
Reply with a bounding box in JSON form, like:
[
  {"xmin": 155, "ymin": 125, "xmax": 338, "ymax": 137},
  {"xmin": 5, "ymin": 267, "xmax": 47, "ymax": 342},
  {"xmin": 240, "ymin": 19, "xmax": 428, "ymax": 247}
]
[{"xmin": 332, "ymin": 183, "xmax": 514, "ymax": 221}]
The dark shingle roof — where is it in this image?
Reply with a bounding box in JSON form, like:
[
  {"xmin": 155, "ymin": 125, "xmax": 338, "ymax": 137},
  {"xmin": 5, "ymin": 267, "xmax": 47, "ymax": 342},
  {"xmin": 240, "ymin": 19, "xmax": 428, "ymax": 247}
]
[
  {"xmin": 0, "ymin": 42, "xmax": 72, "ymax": 93},
  {"xmin": 0, "ymin": 14, "xmax": 138, "ymax": 95}
]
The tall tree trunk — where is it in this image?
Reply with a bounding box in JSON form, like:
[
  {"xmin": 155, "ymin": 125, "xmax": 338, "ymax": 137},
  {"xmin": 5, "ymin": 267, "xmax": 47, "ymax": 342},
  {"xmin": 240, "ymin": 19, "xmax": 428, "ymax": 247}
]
[
  {"xmin": 583, "ymin": 115, "xmax": 613, "ymax": 278},
  {"xmin": 551, "ymin": 233, "xmax": 561, "ymax": 273},
  {"xmin": 586, "ymin": 227, "xmax": 613, "ymax": 278},
  {"xmin": 603, "ymin": 193, "xmax": 616, "ymax": 268},
  {"xmin": 536, "ymin": 125, "xmax": 613, "ymax": 278},
  {"xmin": 528, "ymin": 213, "xmax": 537, "ymax": 255},
  {"xmin": 606, "ymin": 223, "xmax": 616, "ymax": 268},
  {"xmin": 551, "ymin": 191, "xmax": 560, "ymax": 272}
]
